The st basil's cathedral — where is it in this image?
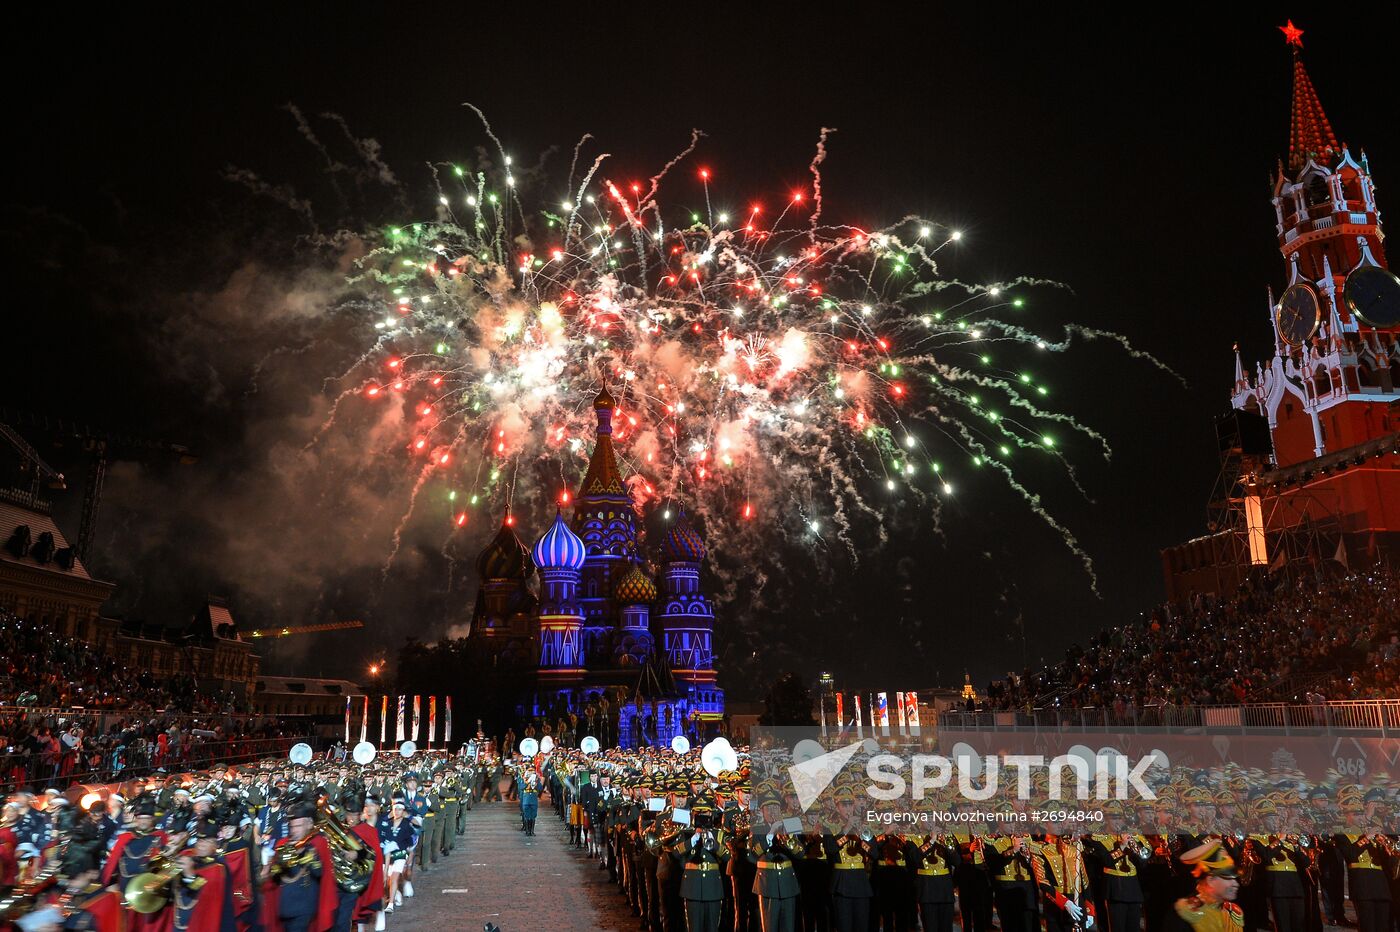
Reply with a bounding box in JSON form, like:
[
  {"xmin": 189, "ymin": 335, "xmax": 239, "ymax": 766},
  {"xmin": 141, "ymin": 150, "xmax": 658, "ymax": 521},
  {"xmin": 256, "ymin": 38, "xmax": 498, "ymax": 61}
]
[{"xmin": 467, "ymin": 387, "xmax": 724, "ymax": 748}]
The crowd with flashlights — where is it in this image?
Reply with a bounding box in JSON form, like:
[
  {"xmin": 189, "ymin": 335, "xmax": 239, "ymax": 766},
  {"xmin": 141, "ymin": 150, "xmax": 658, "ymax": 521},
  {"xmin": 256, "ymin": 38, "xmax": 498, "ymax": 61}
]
[{"xmin": 982, "ymin": 568, "xmax": 1400, "ymax": 713}]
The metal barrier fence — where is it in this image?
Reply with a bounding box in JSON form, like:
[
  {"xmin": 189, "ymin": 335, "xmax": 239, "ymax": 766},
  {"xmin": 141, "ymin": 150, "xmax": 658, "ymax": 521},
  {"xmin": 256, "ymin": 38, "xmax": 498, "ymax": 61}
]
[
  {"xmin": 0, "ymin": 734, "xmax": 319, "ymax": 793},
  {"xmin": 938, "ymin": 700, "xmax": 1400, "ymax": 736},
  {"xmin": 0, "ymin": 706, "xmax": 310, "ymax": 734}
]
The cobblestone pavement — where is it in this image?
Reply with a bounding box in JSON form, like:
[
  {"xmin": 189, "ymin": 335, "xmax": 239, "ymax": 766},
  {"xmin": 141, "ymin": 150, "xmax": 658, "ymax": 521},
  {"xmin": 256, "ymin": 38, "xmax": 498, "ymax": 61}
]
[{"xmin": 389, "ymin": 795, "xmax": 637, "ymax": 932}]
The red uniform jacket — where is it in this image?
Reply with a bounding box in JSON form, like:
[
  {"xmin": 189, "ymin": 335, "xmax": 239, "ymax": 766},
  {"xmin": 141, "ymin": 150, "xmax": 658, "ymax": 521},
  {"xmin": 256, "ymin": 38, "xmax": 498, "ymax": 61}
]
[
  {"xmin": 219, "ymin": 843, "xmax": 256, "ymax": 930},
  {"xmin": 349, "ymin": 821, "xmax": 384, "ymax": 920},
  {"xmin": 0, "ymin": 826, "xmax": 18, "ymax": 886},
  {"xmin": 258, "ymin": 834, "xmax": 337, "ymax": 932},
  {"xmin": 102, "ymin": 830, "xmax": 173, "ymax": 932},
  {"xmin": 181, "ymin": 859, "xmax": 235, "ymax": 932}
]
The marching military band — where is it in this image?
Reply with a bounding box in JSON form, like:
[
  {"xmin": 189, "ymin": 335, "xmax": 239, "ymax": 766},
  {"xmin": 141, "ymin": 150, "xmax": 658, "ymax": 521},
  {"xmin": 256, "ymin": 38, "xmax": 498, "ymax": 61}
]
[
  {"xmin": 2, "ymin": 738, "xmax": 1400, "ymax": 932},
  {"xmin": 0, "ymin": 742, "xmax": 483, "ymax": 932},
  {"xmin": 533, "ymin": 744, "xmax": 1400, "ymax": 932}
]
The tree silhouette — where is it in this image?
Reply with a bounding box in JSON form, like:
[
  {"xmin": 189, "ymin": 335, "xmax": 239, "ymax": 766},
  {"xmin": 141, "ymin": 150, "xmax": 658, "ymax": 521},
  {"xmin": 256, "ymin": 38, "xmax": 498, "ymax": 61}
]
[{"xmin": 759, "ymin": 672, "xmax": 816, "ymax": 726}]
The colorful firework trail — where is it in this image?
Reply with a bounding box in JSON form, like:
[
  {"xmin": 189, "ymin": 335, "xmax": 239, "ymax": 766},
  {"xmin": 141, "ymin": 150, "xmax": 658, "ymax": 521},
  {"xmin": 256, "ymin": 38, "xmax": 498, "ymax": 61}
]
[{"xmin": 319, "ymin": 120, "xmax": 1172, "ymax": 589}]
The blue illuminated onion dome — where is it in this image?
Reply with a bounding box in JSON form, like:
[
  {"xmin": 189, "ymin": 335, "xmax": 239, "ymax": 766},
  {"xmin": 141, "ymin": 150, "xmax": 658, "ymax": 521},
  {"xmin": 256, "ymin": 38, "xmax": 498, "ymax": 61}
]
[
  {"xmin": 658, "ymin": 508, "xmax": 707, "ymax": 563},
  {"xmin": 475, "ymin": 514, "xmax": 532, "ymax": 579},
  {"xmin": 613, "ymin": 562, "xmax": 658, "ymax": 603},
  {"xmin": 532, "ymin": 510, "xmax": 587, "ymax": 571}
]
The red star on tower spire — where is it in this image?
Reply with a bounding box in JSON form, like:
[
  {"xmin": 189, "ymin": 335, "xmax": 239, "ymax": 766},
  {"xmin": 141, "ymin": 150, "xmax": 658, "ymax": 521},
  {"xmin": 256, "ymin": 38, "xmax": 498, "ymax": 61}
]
[{"xmin": 1279, "ymin": 20, "xmax": 1304, "ymax": 49}]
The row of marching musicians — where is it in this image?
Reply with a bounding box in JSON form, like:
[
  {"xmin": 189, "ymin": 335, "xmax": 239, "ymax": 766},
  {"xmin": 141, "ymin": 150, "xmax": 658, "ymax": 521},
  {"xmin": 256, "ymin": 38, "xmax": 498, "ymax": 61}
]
[
  {"xmin": 576, "ymin": 813, "xmax": 1400, "ymax": 932},
  {"xmin": 0, "ymin": 740, "xmax": 483, "ymax": 932},
  {"xmin": 535, "ymin": 753, "xmax": 1400, "ymax": 932}
]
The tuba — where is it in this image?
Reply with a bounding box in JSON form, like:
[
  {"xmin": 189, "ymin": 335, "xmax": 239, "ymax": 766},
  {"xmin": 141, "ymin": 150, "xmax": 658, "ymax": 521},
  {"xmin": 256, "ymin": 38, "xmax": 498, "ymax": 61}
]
[{"xmin": 316, "ymin": 799, "xmax": 374, "ymax": 893}]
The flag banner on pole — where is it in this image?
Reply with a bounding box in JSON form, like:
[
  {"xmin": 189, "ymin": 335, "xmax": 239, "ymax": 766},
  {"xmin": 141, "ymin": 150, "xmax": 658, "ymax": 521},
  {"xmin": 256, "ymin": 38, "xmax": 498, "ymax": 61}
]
[
  {"xmin": 836, "ymin": 693, "xmax": 845, "ymax": 730},
  {"xmin": 819, "ymin": 696, "xmax": 827, "ymax": 736},
  {"xmin": 380, "ymin": 696, "xmax": 388, "ymax": 747},
  {"xmin": 360, "ymin": 695, "xmax": 369, "ymax": 744},
  {"xmin": 344, "ymin": 696, "xmax": 351, "ymax": 743},
  {"xmin": 412, "ymin": 696, "xmax": 421, "ymax": 741},
  {"xmin": 445, "ymin": 696, "xmax": 453, "ymax": 744},
  {"xmin": 905, "ymin": 691, "xmax": 921, "ymax": 735},
  {"xmin": 876, "ymin": 692, "xmax": 890, "ymax": 733},
  {"xmin": 428, "ymin": 696, "xmax": 437, "ymax": 748},
  {"xmin": 395, "ymin": 696, "xmax": 406, "ymax": 742},
  {"xmin": 854, "ymin": 694, "xmax": 863, "ymax": 737},
  {"xmin": 895, "ymin": 691, "xmax": 907, "ymax": 732}
]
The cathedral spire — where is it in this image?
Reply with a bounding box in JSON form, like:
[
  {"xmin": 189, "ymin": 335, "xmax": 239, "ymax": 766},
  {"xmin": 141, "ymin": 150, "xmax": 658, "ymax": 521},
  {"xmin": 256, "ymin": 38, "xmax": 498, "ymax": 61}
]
[
  {"xmin": 575, "ymin": 386, "xmax": 628, "ymax": 500},
  {"xmin": 1282, "ymin": 22, "xmax": 1339, "ymax": 171}
]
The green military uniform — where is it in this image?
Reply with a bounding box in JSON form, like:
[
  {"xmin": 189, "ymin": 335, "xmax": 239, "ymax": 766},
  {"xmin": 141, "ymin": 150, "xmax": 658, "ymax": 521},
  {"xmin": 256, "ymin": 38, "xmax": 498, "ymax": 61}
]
[
  {"xmin": 1336, "ymin": 834, "xmax": 1392, "ymax": 932},
  {"xmin": 749, "ymin": 827, "xmax": 800, "ymax": 932},
  {"xmin": 679, "ymin": 821, "xmax": 728, "ymax": 932},
  {"xmin": 439, "ymin": 777, "xmax": 459, "ymax": 855}
]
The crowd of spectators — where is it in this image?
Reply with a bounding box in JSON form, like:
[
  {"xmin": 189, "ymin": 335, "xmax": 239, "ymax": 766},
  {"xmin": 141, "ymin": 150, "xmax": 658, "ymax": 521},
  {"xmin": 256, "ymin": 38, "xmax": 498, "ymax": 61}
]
[
  {"xmin": 0, "ymin": 710, "xmax": 300, "ymax": 791},
  {"xmin": 0, "ymin": 610, "xmax": 242, "ymax": 712},
  {"xmin": 0, "ymin": 609, "xmax": 307, "ymax": 790},
  {"xmin": 982, "ymin": 565, "xmax": 1400, "ymax": 712}
]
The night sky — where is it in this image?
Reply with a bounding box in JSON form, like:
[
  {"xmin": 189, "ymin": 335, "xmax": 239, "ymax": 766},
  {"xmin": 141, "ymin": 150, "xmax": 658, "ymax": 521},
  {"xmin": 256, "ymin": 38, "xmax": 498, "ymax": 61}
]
[{"xmin": 5, "ymin": 6, "xmax": 1397, "ymax": 696}]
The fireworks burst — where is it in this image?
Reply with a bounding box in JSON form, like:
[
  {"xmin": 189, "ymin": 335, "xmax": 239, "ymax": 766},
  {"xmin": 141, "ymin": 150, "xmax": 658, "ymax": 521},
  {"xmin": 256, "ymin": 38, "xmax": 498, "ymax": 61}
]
[{"xmin": 304, "ymin": 117, "xmax": 1171, "ymax": 593}]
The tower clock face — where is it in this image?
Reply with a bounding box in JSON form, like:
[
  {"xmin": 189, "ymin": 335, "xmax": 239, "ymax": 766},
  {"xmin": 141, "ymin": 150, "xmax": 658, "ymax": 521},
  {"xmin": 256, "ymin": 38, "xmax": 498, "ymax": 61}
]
[
  {"xmin": 1276, "ymin": 282, "xmax": 1321, "ymax": 347},
  {"xmin": 1344, "ymin": 264, "xmax": 1400, "ymax": 328}
]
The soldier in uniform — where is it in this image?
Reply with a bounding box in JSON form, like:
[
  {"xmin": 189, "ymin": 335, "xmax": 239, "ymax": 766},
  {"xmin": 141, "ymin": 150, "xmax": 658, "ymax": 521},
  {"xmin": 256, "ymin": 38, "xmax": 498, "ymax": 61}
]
[
  {"xmin": 37, "ymin": 822, "xmax": 122, "ymax": 932},
  {"xmin": 871, "ymin": 831, "xmax": 916, "ymax": 932},
  {"xmin": 378, "ymin": 797, "xmax": 417, "ymax": 913},
  {"xmin": 913, "ymin": 834, "xmax": 961, "ymax": 932},
  {"xmin": 520, "ymin": 770, "xmax": 541, "ymax": 838},
  {"xmin": 723, "ymin": 795, "xmax": 756, "ymax": 932},
  {"xmin": 748, "ymin": 823, "xmax": 800, "ymax": 932},
  {"xmin": 678, "ymin": 802, "xmax": 728, "ymax": 932},
  {"xmin": 638, "ymin": 801, "xmax": 663, "ymax": 931},
  {"xmin": 174, "ymin": 818, "xmax": 237, "ymax": 932},
  {"xmin": 988, "ymin": 833, "xmax": 1040, "ymax": 932},
  {"xmin": 1032, "ymin": 835, "xmax": 1096, "ymax": 932},
  {"xmin": 424, "ymin": 772, "xmax": 446, "ymax": 862},
  {"xmin": 265, "ymin": 797, "xmax": 336, "ymax": 932},
  {"xmin": 1335, "ymin": 829, "xmax": 1392, "ymax": 932},
  {"xmin": 1255, "ymin": 832, "xmax": 1310, "ymax": 932},
  {"xmin": 101, "ymin": 793, "xmax": 173, "ymax": 932},
  {"xmin": 1084, "ymin": 829, "xmax": 1149, "ymax": 932},
  {"xmin": 402, "ymin": 772, "xmax": 432, "ymax": 875},
  {"xmin": 955, "ymin": 831, "xmax": 995, "ymax": 932},
  {"xmin": 434, "ymin": 771, "xmax": 457, "ymax": 858},
  {"xmin": 793, "ymin": 832, "xmax": 831, "ymax": 932},
  {"xmin": 824, "ymin": 829, "xmax": 873, "ymax": 932},
  {"xmin": 1167, "ymin": 840, "xmax": 1243, "ymax": 932}
]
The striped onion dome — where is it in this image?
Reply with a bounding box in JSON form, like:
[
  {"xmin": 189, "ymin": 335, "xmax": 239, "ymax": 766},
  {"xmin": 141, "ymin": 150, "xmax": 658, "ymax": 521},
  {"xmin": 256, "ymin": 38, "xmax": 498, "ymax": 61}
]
[
  {"xmin": 531, "ymin": 510, "xmax": 586, "ymax": 571},
  {"xmin": 658, "ymin": 507, "xmax": 707, "ymax": 563},
  {"xmin": 613, "ymin": 563, "xmax": 658, "ymax": 604}
]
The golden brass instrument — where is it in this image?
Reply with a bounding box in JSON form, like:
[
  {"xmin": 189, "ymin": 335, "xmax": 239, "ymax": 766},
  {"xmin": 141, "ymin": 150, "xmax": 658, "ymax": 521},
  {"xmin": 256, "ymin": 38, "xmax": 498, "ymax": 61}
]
[
  {"xmin": 1239, "ymin": 838, "xmax": 1261, "ymax": 886},
  {"xmin": 269, "ymin": 832, "xmax": 319, "ymax": 877},
  {"xmin": 1121, "ymin": 834, "xmax": 1152, "ymax": 861},
  {"xmin": 123, "ymin": 837, "xmax": 188, "ymax": 915},
  {"xmin": 316, "ymin": 800, "xmax": 373, "ymax": 894},
  {"xmin": 919, "ymin": 834, "xmax": 958, "ymax": 858}
]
